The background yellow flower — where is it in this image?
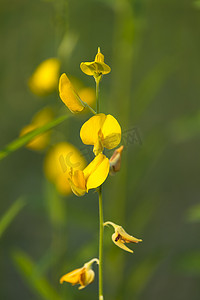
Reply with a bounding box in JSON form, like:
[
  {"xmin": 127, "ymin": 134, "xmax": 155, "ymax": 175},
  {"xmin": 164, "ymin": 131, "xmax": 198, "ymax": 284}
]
[
  {"xmin": 44, "ymin": 142, "xmax": 86, "ymax": 195},
  {"xmin": 19, "ymin": 107, "xmax": 53, "ymax": 151},
  {"xmin": 29, "ymin": 58, "xmax": 60, "ymax": 96}
]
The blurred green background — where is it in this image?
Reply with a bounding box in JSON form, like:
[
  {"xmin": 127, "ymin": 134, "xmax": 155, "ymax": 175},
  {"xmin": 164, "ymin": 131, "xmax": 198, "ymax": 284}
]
[{"xmin": 0, "ymin": 0, "xmax": 200, "ymax": 299}]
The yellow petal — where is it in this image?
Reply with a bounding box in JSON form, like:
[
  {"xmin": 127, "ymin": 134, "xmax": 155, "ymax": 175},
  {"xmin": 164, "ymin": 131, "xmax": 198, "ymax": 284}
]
[
  {"xmin": 60, "ymin": 267, "xmax": 84, "ymax": 284},
  {"xmin": 68, "ymin": 169, "xmax": 86, "ymax": 196},
  {"xmin": 68, "ymin": 180, "xmax": 86, "ymax": 196},
  {"xmin": 70, "ymin": 169, "xmax": 86, "ymax": 190},
  {"xmin": 117, "ymin": 226, "xmax": 142, "ymax": 243},
  {"xmin": 112, "ymin": 232, "xmax": 133, "ymax": 253},
  {"xmin": 80, "ymin": 62, "xmax": 111, "ymax": 76},
  {"xmin": 93, "ymin": 132, "xmax": 104, "ymax": 156},
  {"xmin": 95, "ymin": 47, "xmax": 105, "ymax": 63},
  {"xmin": 79, "ymin": 269, "xmax": 95, "ymax": 290},
  {"xmin": 101, "ymin": 114, "xmax": 121, "ymax": 149},
  {"xmin": 59, "ymin": 73, "xmax": 86, "ymax": 113},
  {"xmin": 83, "ymin": 154, "xmax": 110, "ymax": 191},
  {"xmin": 80, "ymin": 114, "xmax": 106, "ymax": 145}
]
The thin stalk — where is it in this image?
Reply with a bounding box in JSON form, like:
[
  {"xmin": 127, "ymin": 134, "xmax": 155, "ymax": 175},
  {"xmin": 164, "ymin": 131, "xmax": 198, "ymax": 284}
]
[
  {"xmin": 84, "ymin": 102, "xmax": 97, "ymax": 115},
  {"xmin": 98, "ymin": 186, "xmax": 104, "ymax": 300},
  {"xmin": 95, "ymin": 77, "xmax": 104, "ymax": 300},
  {"xmin": 96, "ymin": 78, "xmax": 100, "ymax": 113}
]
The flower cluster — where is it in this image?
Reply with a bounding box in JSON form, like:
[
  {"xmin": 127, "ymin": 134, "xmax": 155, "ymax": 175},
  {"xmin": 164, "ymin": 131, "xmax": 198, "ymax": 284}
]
[{"xmin": 58, "ymin": 48, "xmax": 142, "ymax": 291}]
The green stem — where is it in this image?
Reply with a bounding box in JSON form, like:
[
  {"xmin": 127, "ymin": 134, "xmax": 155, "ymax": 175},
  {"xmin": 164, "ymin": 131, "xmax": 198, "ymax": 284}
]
[
  {"xmin": 95, "ymin": 77, "xmax": 104, "ymax": 300},
  {"xmin": 84, "ymin": 102, "xmax": 97, "ymax": 115},
  {"xmin": 98, "ymin": 186, "xmax": 104, "ymax": 300},
  {"xmin": 96, "ymin": 78, "xmax": 100, "ymax": 113}
]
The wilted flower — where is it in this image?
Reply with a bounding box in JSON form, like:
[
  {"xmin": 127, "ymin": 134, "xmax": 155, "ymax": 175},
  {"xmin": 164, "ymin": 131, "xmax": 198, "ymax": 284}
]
[
  {"xmin": 80, "ymin": 113, "xmax": 121, "ymax": 156},
  {"xmin": 109, "ymin": 145, "xmax": 124, "ymax": 175},
  {"xmin": 29, "ymin": 58, "xmax": 60, "ymax": 96},
  {"xmin": 104, "ymin": 221, "xmax": 142, "ymax": 253},
  {"xmin": 60, "ymin": 258, "xmax": 99, "ymax": 290},
  {"xmin": 20, "ymin": 107, "xmax": 53, "ymax": 151},
  {"xmin": 80, "ymin": 47, "xmax": 111, "ymax": 81}
]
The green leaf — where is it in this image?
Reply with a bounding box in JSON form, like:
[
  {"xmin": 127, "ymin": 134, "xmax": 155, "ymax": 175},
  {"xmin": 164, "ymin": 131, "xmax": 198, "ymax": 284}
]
[
  {"xmin": 0, "ymin": 197, "xmax": 26, "ymax": 238},
  {"xmin": 0, "ymin": 114, "xmax": 69, "ymax": 161},
  {"xmin": 12, "ymin": 250, "xmax": 62, "ymax": 300}
]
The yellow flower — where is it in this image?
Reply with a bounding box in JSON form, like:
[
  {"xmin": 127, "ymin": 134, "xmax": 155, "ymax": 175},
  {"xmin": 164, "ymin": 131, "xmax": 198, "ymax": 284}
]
[
  {"xmin": 44, "ymin": 142, "xmax": 86, "ymax": 195},
  {"xmin": 59, "ymin": 73, "xmax": 86, "ymax": 113},
  {"xmin": 68, "ymin": 153, "xmax": 110, "ymax": 196},
  {"xmin": 29, "ymin": 58, "xmax": 60, "ymax": 96},
  {"xmin": 20, "ymin": 107, "xmax": 53, "ymax": 151},
  {"xmin": 80, "ymin": 47, "xmax": 111, "ymax": 81},
  {"xmin": 109, "ymin": 145, "xmax": 124, "ymax": 175},
  {"xmin": 80, "ymin": 113, "xmax": 121, "ymax": 156},
  {"xmin": 104, "ymin": 221, "xmax": 142, "ymax": 253},
  {"xmin": 60, "ymin": 258, "xmax": 99, "ymax": 290}
]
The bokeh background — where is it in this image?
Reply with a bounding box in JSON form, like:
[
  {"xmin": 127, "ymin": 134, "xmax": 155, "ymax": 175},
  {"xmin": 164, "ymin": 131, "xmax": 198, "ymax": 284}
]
[{"xmin": 0, "ymin": 0, "xmax": 200, "ymax": 299}]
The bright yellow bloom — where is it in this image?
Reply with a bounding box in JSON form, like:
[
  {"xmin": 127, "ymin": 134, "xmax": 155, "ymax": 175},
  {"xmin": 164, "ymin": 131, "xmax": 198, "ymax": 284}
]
[
  {"xmin": 68, "ymin": 153, "xmax": 110, "ymax": 196},
  {"xmin": 59, "ymin": 73, "xmax": 86, "ymax": 113},
  {"xmin": 80, "ymin": 113, "xmax": 121, "ymax": 156},
  {"xmin": 20, "ymin": 107, "xmax": 53, "ymax": 151},
  {"xmin": 80, "ymin": 47, "xmax": 111, "ymax": 80},
  {"xmin": 60, "ymin": 258, "xmax": 99, "ymax": 290},
  {"xmin": 29, "ymin": 58, "xmax": 60, "ymax": 96},
  {"xmin": 104, "ymin": 221, "xmax": 142, "ymax": 253},
  {"xmin": 44, "ymin": 142, "xmax": 86, "ymax": 195},
  {"xmin": 109, "ymin": 145, "xmax": 124, "ymax": 175}
]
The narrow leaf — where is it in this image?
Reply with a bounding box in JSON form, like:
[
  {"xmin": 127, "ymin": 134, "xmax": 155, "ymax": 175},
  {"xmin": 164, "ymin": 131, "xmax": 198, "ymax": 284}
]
[
  {"xmin": 0, "ymin": 197, "xmax": 25, "ymax": 238},
  {"xmin": 12, "ymin": 250, "xmax": 62, "ymax": 300},
  {"xmin": 0, "ymin": 114, "xmax": 69, "ymax": 161}
]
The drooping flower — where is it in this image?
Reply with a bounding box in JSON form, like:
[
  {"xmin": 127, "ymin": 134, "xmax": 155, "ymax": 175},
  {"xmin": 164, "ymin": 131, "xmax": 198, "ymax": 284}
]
[
  {"xmin": 80, "ymin": 47, "xmax": 111, "ymax": 81},
  {"xmin": 80, "ymin": 113, "xmax": 121, "ymax": 156},
  {"xmin": 20, "ymin": 107, "xmax": 54, "ymax": 151},
  {"xmin": 109, "ymin": 145, "xmax": 124, "ymax": 175},
  {"xmin": 60, "ymin": 258, "xmax": 99, "ymax": 290},
  {"xmin": 67, "ymin": 153, "xmax": 110, "ymax": 196},
  {"xmin": 29, "ymin": 58, "xmax": 60, "ymax": 96},
  {"xmin": 44, "ymin": 142, "xmax": 86, "ymax": 195},
  {"xmin": 59, "ymin": 73, "xmax": 86, "ymax": 113},
  {"xmin": 104, "ymin": 221, "xmax": 142, "ymax": 253}
]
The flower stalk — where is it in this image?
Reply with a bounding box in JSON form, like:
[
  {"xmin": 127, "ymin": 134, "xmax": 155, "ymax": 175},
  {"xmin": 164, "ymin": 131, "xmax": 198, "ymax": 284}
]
[
  {"xmin": 96, "ymin": 77, "xmax": 104, "ymax": 300},
  {"xmin": 98, "ymin": 185, "xmax": 104, "ymax": 300}
]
